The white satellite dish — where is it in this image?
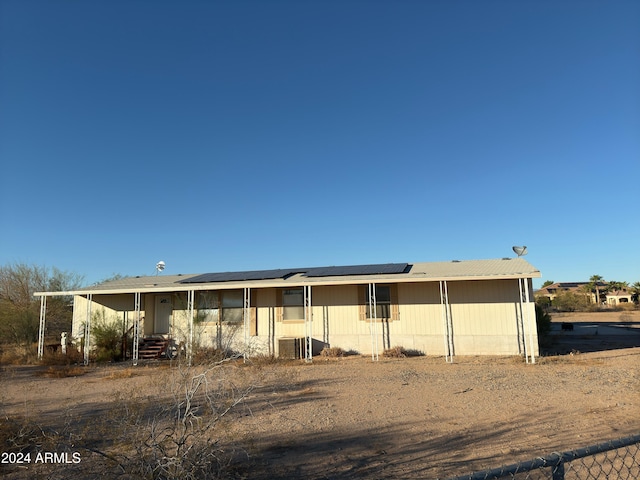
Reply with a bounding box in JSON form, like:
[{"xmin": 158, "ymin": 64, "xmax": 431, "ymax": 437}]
[
  {"xmin": 512, "ymin": 246, "xmax": 528, "ymax": 257},
  {"xmin": 155, "ymin": 261, "xmax": 166, "ymax": 275}
]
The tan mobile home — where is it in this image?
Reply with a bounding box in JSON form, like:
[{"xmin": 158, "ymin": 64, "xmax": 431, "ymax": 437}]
[{"xmin": 35, "ymin": 258, "xmax": 541, "ymax": 363}]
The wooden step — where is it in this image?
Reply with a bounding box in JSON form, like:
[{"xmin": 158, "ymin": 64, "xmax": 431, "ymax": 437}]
[{"xmin": 138, "ymin": 338, "xmax": 169, "ymax": 359}]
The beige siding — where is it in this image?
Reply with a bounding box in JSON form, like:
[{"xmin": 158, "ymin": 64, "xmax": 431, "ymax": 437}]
[
  {"xmin": 71, "ymin": 278, "xmax": 538, "ymax": 358},
  {"xmin": 447, "ymin": 279, "xmax": 537, "ymax": 355},
  {"xmin": 72, "ymin": 295, "xmax": 147, "ymax": 339}
]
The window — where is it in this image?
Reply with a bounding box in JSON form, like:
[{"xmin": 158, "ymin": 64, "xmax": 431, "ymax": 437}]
[
  {"xmin": 359, "ymin": 284, "xmax": 399, "ymax": 321},
  {"xmin": 221, "ymin": 290, "xmax": 243, "ymax": 324},
  {"xmin": 197, "ymin": 292, "xmax": 218, "ymax": 323},
  {"xmin": 283, "ymin": 288, "xmax": 304, "ymax": 321},
  {"xmin": 365, "ymin": 285, "xmax": 391, "ymax": 319}
]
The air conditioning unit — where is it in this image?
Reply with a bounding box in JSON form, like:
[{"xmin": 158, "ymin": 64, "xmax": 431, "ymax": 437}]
[{"xmin": 278, "ymin": 337, "xmax": 306, "ymax": 359}]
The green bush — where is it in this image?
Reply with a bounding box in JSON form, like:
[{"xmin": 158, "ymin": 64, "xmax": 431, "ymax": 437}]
[
  {"xmin": 535, "ymin": 304, "xmax": 552, "ymax": 337},
  {"xmin": 91, "ymin": 311, "xmax": 128, "ymax": 362}
]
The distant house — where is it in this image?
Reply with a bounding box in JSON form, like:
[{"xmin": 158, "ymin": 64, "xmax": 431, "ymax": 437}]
[
  {"xmin": 606, "ymin": 289, "xmax": 633, "ymax": 306},
  {"xmin": 34, "ymin": 258, "xmax": 541, "ymax": 363},
  {"xmin": 536, "ymin": 282, "xmax": 605, "ymax": 304}
]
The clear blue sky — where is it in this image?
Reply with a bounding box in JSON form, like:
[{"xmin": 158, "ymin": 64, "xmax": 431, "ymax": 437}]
[{"xmin": 1, "ymin": 0, "xmax": 638, "ymax": 289}]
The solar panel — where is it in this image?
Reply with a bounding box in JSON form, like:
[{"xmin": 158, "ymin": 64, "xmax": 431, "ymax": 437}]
[
  {"xmin": 179, "ymin": 263, "xmax": 412, "ymax": 284},
  {"xmin": 179, "ymin": 269, "xmax": 303, "ymax": 284},
  {"xmin": 303, "ymin": 263, "xmax": 411, "ymax": 277}
]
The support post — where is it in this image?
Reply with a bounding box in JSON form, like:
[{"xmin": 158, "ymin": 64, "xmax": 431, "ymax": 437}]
[
  {"xmin": 440, "ymin": 280, "xmax": 454, "ymax": 363},
  {"xmin": 518, "ymin": 278, "xmax": 528, "ymax": 360},
  {"xmin": 187, "ymin": 289, "xmax": 195, "ymax": 366},
  {"xmin": 304, "ymin": 285, "xmax": 313, "ymax": 362},
  {"xmin": 83, "ymin": 294, "xmax": 93, "ymax": 365},
  {"xmin": 516, "ymin": 279, "xmax": 525, "ymax": 356},
  {"xmin": 523, "ymin": 277, "xmax": 536, "ymax": 364},
  {"xmin": 243, "ymin": 287, "xmax": 250, "ymax": 360},
  {"xmin": 37, "ymin": 296, "xmax": 47, "ymax": 360},
  {"xmin": 133, "ymin": 292, "xmax": 141, "ymax": 365},
  {"xmin": 369, "ymin": 283, "xmax": 379, "ymax": 361},
  {"xmin": 519, "ymin": 278, "xmax": 536, "ymax": 364},
  {"xmin": 552, "ymin": 461, "xmax": 565, "ymax": 480}
]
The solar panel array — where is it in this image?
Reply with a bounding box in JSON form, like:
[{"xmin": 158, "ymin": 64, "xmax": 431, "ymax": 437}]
[
  {"xmin": 179, "ymin": 269, "xmax": 304, "ymax": 284},
  {"xmin": 179, "ymin": 263, "xmax": 412, "ymax": 284},
  {"xmin": 303, "ymin": 263, "xmax": 410, "ymax": 277}
]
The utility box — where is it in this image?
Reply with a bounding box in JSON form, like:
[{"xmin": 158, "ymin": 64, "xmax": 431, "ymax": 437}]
[{"xmin": 278, "ymin": 337, "xmax": 305, "ymax": 359}]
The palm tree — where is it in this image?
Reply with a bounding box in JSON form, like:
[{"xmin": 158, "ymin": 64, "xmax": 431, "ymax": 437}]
[
  {"xmin": 607, "ymin": 280, "xmax": 629, "ymax": 292},
  {"xmin": 630, "ymin": 282, "xmax": 640, "ymax": 304},
  {"xmin": 589, "ymin": 274, "xmax": 604, "ymax": 305}
]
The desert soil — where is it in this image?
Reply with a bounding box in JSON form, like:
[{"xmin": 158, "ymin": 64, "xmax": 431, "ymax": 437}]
[{"xmin": 1, "ymin": 310, "xmax": 639, "ymax": 479}]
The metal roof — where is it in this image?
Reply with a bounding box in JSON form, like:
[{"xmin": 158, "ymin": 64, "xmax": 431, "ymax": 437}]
[{"xmin": 34, "ymin": 258, "xmax": 540, "ymax": 297}]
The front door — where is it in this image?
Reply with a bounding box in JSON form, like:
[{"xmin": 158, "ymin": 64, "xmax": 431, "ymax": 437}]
[{"xmin": 154, "ymin": 295, "xmax": 172, "ymax": 334}]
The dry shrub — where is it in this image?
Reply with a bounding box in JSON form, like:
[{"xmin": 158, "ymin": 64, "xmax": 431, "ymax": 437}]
[
  {"xmin": 191, "ymin": 346, "xmax": 230, "ymax": 365},
  {"xmin": 40, "ymin": 347, "xmax": 84, "ymax": 366},
  {"xmin": 0, "ymin": 415, "xmax": 43, "ymax": 454},
  {"xmin": 618, "ymin": 303, "xmax": 636, "ymax": 312},
  {"xmin": 320, "ymin": 346, "xmax": 345, "ymax": 357},
  {"xmin": 247, "ymin": 353, "xmax": 281, "ymax": 367},
  {"xmin": 0, "ymin": 343, "xmax": 38, "ymax": 365},
  {"xmin": 36, "ymin": 365, "xmax": 87, "ymax": 378},
  {"xmin": 383, "ymin": 346, "xmax": 407, "ymax": 358},
  {"xmin": 382, "ymin": 346, "xmax": 424, "ymax": 358},
  {"xmin": 102, "ymin": 367, "xmax": 138, "ymax": 380},
  {"xmin": 88, "ymin": 359, "xmax": 255, "ymax": 479}
]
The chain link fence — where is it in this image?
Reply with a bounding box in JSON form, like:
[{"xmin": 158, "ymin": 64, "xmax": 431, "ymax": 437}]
[{"xmin": 448, "ymin": 433, "xmax": 640, "ymax": 480}]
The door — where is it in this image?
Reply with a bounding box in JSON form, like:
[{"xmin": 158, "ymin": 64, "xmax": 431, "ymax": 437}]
[{"xmin": 154, "ymin": 295, "xmax": 172, "ymax": 334}]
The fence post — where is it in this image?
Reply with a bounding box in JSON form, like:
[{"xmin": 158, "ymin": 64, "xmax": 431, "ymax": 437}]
[{"xmin": 552, "ymin": 461, "xmax": 565, "ymax": 480}]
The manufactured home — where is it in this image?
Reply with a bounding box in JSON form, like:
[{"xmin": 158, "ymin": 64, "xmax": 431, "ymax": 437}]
[{"xmin": 34, "ymin": 258, "xmax": 541, "ymax": 363}]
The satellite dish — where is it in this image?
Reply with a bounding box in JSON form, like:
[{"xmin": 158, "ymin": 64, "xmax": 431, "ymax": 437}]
[
  {"xmin": 155, "ymin": 261, "xmax": 166, "ymax": 275},
  {"xmin": 512, "ymin": 246, "xmax": 528, "ymax": 257}
]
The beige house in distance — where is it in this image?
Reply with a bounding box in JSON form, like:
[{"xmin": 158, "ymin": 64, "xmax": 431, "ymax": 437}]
[
  {"xmin": 606, "ymin": 289, "xmax": 633, "ymax": 306},
  {"xmin": 35, "ymin": 258, "xmax": 541, "ymax": 363},
  {"xmin": 536, "ymin": 282, "xmax": 599, "ymax": 304}
]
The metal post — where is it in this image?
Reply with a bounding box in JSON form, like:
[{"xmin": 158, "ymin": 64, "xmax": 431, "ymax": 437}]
[
  {"xmin": 243, "ymin": 287, "xmax": 250, "ymax": 360},
  {"xmin": 37, "ymin": 296, "xmax": 47, "ymax": 360},
  {"xmin": 373, "ymin": 283, "xmax": 378, "ymax": 361},
  {"xmin": 440, "ymin": 281, "xmax": 449, "ymax": 362},
  {"xmin": 518, "ymin": 278, "xmax": 528, "ymax": 361},
  {"xmin": 133, "ymin": 292, "xmax": 141, "ymax": 365},
  {"xmin": 304, "ymin": 285, "xmax": 313, "ymax": 362},
  {"xmin": 440, "ymin": 280, "xmax": 454, "ymax": 363},
  {"xmin": 552, "ymin": 461, "xmax": 565, "ymax": 480},
  {"xmin": 83, "ymin": 294, "xmax": 93, "ymax": 366},
  {"xmin": 446, "ymin": 282, "xmax": 454, "ymax": 360},
  {"xmin": 187, "ymin": 289, "xmax": 194, "ymax": 366},
  {"xmin": 369, "ymin": 283, "xmax": 379, "ymax": 361},
  {"xmin": 523, "ymin": 277, "xmax": 536, "ymax": 364}
]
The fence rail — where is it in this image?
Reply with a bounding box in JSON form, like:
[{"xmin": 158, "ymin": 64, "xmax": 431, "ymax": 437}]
[{"xmin": 448, "ymin": 433, "xmax": 640, "ymax": 480}]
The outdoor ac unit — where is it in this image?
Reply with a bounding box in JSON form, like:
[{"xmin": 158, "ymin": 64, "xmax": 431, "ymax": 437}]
[{"xmin": 278, "ymin": 337, "xmax": 306, "ymax": 359}]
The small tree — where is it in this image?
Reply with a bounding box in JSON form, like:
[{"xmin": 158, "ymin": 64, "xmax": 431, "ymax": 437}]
[
  {"xmin": 535, "ymin": 304, "xmax": 552, "ymax": 337},
  {"xmin": 0, "ymin": 263, "xmax": 83, "ymax": 346},
  {"xmin": 534, "ymin": 292, "xmax": 552, "ymax": 309},
  {"xmin": 552, "ymin": 290, "xmax": 589, "ymax": 312}
]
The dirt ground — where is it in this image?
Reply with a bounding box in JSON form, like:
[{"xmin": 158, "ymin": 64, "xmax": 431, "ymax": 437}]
[{"xmin": 1, "ymin": 310, "xmax": 639, "ymax": 479}]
